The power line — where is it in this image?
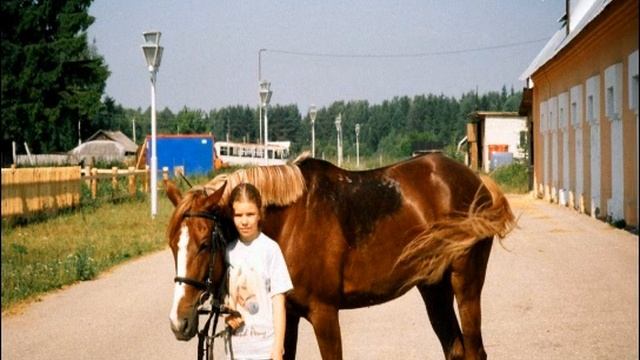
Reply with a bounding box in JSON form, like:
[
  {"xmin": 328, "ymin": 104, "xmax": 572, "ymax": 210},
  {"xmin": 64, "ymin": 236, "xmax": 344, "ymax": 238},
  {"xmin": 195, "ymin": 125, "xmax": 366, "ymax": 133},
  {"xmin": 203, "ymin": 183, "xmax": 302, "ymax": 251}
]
[{"xmin": 265, "ymin": 36, "xmax": 549, "ymax": 59}]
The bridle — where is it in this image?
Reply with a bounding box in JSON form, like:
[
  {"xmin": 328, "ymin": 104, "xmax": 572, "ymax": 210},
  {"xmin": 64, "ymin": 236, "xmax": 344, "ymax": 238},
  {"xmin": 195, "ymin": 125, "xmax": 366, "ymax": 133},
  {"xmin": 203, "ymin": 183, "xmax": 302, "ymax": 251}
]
[
  {"xmin": 174, "ymin": 211, "xmax": 226, "ymax": 294},
  {"xmin": 174, "ymin": 210, "xmax": 235, "ymax": 360}
]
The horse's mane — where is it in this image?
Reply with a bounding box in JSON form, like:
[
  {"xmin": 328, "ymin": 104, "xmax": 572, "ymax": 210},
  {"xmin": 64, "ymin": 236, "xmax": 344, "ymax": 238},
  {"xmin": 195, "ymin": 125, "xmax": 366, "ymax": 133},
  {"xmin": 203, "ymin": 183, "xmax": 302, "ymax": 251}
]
[
  {"xmin": 204, "ymin": 161, "xmax": 307, "ymax": 207},
  {"xmin": 168, "ymin": 156, "xmax": 308, "ymax": 241}
]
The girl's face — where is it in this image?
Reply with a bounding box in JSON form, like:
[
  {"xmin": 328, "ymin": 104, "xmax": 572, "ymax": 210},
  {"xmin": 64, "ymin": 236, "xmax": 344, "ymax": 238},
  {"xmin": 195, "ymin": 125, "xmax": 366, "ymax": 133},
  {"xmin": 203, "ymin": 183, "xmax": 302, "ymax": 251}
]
[{"xmin": 232, "ymin": 200, "xmax": 261, "ymax": 242}]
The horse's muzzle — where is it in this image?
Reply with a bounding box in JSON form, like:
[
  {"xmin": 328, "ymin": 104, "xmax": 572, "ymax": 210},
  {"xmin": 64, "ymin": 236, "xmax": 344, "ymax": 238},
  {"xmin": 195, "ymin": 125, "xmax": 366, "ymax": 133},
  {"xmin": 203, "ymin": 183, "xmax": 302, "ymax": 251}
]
[{"xmin": 170, "ymin": 311, "xmax": 199, "ymax": 341}]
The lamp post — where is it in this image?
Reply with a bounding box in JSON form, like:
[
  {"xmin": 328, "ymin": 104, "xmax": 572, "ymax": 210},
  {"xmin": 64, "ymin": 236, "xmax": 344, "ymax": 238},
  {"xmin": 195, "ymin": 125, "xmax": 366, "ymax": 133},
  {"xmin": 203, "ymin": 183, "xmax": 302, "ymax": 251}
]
[
  {"xmin": 259, "ymin": 80, "xmax": 272, "ymax": 164},
  {"xmin": 258, "ymin": 49, "xmax": 266, "ymax": 145},
  {"xmin": 141, "ymin": 31, "xmax": 163, "ymax": 218},
  {"xmin": 335, "ymin": 113, "xmax": 343, "ymax": 167},
  {"xmin": 355, "ymin": 123, "xmax": 360, "ymax": 168},
  {"xmin": 309, "ymin": 105, "xmax": 317, "ymax": 158}
]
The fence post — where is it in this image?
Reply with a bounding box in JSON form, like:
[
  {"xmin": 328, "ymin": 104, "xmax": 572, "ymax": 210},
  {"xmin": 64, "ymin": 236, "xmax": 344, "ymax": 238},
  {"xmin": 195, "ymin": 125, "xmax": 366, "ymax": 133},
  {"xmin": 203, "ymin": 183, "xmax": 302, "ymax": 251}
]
[
  {"xmin": 128, "ymin": 166, "xmax": 136, "ymax": 197},
  {"xmin": 144, "ymin": 165, "xmax": 149, "ymax": 193},
  {"xmin": 162, "ymin": 167, "xmax": 169, "ymax": 184},
  {"xmin": 111, "ymin": 167, "xmax": 118, "ymax": 191},
  {"xmin": 84, "ymin": 164, "xmax": 91, "ymax": 188},
  {"xmin": 91, "ymin": 167, "xmax": 98, "ymax": 199}
]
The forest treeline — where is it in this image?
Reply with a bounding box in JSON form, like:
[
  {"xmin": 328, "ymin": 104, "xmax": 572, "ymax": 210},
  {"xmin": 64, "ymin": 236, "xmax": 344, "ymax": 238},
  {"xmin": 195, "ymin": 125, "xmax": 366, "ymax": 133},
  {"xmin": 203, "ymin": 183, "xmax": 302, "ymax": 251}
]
[{"xmin": 93, "ymin": 88, "xmax": 522, "ymax": 160}]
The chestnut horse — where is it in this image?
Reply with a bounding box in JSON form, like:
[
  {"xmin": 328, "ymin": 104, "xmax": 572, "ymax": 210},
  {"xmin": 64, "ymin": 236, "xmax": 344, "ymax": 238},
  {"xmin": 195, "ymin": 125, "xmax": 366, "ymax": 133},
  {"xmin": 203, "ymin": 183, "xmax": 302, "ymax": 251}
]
[{"xmin": 167, "ymin": 153, "xmax": 514, "ymax": 360}]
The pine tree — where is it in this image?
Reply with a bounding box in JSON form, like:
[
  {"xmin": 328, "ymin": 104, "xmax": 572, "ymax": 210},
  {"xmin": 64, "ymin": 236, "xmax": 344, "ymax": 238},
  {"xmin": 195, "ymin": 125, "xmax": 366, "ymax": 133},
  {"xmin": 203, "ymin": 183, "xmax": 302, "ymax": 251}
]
[{"xmin": 1, "ymin": 0, "xmax": 109, "ymax": 162}]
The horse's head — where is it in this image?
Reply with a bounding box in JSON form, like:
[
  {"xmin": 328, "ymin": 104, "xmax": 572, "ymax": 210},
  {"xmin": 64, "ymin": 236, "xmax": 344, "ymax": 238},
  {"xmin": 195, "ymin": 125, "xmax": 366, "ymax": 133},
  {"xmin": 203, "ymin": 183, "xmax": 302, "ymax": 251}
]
[
  {"xmin": 227, "ymin": 265, "xmax": 261, "ymax": 315},
  {"xmin": 166, "ymin": 180, "xmax": 230, "ymax": 341}
]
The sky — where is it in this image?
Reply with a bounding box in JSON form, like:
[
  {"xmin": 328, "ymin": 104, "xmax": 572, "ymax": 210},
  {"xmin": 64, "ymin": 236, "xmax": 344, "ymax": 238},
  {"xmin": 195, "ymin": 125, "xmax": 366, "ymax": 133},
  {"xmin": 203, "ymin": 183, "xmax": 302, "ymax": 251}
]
[{"xmin": 87, "ymin": 1, "xmax": 565, "ymax": 113}]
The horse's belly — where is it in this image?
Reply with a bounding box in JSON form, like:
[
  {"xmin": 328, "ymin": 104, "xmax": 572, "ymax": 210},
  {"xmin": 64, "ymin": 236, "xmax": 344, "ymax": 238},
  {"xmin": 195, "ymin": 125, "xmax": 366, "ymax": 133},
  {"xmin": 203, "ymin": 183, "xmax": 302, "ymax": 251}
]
[{"xmin": 340, "ymin": 263, "xmax": 416, "ymax": 309}]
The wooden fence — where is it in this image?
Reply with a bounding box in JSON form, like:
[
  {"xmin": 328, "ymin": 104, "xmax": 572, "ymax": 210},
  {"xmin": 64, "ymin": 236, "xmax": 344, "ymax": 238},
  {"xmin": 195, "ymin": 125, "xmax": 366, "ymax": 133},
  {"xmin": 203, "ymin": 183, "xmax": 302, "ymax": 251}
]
[
  {"xmin": 80, "ymin": 166, "xmax": 149, "ymax": 199},
  {"xmin": 1, "ymin": 166, "xmax": 153, "ymax": 218},
  {"xmin": 1, "ymin": 166, "xmax": 81, "ymax": 217}
]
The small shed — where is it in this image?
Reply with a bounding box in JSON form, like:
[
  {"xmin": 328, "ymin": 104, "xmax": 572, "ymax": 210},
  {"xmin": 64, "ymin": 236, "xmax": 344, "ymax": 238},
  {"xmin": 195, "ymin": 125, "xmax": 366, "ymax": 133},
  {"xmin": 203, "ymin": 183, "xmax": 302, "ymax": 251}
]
[
  {"xmin": 144, "ymin": 134, "xmax": 216, "ymax": 176},
  {"xmin": 466, "ymin": 111, "xmax": 527, "ymax": 173}
]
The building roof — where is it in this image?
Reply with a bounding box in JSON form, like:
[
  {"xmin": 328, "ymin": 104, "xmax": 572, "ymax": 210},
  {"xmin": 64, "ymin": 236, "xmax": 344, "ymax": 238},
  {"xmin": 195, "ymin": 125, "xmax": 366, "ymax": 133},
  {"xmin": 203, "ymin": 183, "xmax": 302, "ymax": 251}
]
[
  {"xmin": 86, "ymin": 130, "xmax": 138, "ymax": 153},
  {"xmin": 519, "ymin": 0, "xmax": 614, "ymax": 81},
  {"xmin": 69, "ymin": 140, "xmax": 126, "ymax": 158},
  {"xmin": 468, "ymin": 111, "xmax": 521, "ymax": 122}
]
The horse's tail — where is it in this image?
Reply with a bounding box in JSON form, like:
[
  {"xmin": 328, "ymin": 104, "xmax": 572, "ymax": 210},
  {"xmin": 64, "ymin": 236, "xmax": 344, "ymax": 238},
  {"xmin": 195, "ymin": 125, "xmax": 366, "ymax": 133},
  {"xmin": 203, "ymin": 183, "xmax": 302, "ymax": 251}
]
[{"xmin": 395, "ymin": 175, "xmax": 516, "ymax": 284}]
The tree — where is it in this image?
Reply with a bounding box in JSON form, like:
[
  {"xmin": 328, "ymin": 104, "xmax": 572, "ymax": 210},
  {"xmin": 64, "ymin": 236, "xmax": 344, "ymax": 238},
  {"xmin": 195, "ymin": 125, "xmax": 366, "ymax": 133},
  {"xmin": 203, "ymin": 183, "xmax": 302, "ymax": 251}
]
[{"xmin": 1, "ymin": 0, "xmax": 109, "ymax": 162}]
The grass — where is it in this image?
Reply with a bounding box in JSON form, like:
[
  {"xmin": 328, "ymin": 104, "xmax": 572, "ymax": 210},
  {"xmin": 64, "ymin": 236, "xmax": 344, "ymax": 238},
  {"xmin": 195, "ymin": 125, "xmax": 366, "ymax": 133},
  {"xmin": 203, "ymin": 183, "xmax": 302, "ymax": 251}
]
[{"xmin": 1, "ymin": 195, "xmax": 173, "ymax": 313}]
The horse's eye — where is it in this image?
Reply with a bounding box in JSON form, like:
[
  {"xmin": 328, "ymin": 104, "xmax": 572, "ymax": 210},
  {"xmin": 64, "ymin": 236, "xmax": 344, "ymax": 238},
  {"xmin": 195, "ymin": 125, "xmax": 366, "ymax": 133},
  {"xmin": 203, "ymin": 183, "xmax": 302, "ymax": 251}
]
[{"xmin": 198, "ymin": 242, "xmax": 210, "ymax": 253}]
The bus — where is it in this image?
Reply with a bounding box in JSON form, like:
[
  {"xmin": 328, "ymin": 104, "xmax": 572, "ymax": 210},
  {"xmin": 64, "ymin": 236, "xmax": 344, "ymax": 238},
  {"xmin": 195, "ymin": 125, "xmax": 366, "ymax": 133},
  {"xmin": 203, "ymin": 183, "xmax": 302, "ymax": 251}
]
[{"xmin": 214, "ymin": 141, "xmax": 291, "ymax": 166}]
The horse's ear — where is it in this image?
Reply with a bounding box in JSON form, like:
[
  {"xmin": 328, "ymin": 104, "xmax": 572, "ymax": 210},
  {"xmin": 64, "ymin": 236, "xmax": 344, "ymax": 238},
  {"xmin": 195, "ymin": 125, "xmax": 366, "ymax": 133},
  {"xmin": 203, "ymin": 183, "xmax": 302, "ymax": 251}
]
[
  {"xmin": 165, "ymin": 180, "xmax": 182, "ymax": 207},
  {"xmin": 203, "ymin": 181, "xmax": 227, "ymax": 210}
]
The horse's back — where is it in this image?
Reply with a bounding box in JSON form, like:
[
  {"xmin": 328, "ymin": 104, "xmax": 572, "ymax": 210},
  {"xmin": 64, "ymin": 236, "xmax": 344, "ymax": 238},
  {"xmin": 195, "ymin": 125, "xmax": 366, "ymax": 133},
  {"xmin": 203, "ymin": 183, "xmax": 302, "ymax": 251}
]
[{"xmin": 387, "ymin": 153, "xmax": 489, "ymax": 216}]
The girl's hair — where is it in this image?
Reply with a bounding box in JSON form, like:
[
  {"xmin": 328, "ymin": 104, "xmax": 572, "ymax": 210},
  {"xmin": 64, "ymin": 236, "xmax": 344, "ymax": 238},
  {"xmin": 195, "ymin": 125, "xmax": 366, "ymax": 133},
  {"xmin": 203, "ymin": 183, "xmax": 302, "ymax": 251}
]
[{"xmin": 229, "ymin": 183, "xmax": 262, "ymax": 209}]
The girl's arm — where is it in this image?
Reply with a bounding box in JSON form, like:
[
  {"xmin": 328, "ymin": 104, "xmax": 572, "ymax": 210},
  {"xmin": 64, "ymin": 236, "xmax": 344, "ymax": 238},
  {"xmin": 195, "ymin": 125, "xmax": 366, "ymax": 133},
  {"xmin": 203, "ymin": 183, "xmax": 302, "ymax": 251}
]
[{"xmin": 271, "ymin": 293, "xmax": 286, "ymax": 360}]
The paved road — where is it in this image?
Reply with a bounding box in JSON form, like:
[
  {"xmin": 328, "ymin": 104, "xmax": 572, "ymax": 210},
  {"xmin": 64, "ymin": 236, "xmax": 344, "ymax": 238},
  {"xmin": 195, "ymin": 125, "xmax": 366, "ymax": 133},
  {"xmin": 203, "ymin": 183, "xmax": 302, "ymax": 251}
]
[{"xmin": 2, "ymin": 195, "xmax": 638, "ymax": 359}]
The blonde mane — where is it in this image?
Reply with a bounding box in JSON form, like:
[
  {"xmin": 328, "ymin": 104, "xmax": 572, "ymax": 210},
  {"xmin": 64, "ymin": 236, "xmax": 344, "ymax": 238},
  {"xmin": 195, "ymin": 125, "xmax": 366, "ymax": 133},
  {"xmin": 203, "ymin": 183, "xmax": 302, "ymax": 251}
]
[{"xmin": 204, "ymin": 164, "xmax": 306, "ymax": 207}]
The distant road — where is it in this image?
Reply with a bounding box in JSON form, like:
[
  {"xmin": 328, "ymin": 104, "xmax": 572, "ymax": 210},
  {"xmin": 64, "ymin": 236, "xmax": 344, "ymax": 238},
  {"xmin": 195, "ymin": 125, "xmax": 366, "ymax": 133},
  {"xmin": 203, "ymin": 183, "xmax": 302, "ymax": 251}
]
[{"xmin": 2, "ymin": 195, "xmax": 638, "ymax": 359}]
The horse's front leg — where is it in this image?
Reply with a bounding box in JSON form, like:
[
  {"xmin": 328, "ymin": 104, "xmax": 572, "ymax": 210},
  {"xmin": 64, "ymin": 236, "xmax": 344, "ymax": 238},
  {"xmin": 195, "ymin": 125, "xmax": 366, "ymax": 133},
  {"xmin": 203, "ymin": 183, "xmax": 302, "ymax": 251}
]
[
  {"xmin": 283, "ymin": 309, "xmax": 300, "ymax": 360},
  {"xmin": 308, "ymin": 303, "xmax": 342, "ymax": 360}
]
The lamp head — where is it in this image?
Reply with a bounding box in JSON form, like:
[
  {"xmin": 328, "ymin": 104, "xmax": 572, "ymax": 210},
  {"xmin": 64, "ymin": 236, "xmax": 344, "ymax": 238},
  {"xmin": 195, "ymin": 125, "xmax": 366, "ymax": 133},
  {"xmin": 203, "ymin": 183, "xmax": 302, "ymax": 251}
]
[
  {"xmin": 259, "ymin": 80, "xmax": 272, "ymax": 106},
  {"xmin": 143, "ymin": 31, "xmax": 161, "ymax": 45},
  {"xmin": 142, "ymin": 31, "xmax": 163, "ymax": 71},
  {"xmin": 309, "ymin": 105, "xmax": 317, "ymax": 124}
]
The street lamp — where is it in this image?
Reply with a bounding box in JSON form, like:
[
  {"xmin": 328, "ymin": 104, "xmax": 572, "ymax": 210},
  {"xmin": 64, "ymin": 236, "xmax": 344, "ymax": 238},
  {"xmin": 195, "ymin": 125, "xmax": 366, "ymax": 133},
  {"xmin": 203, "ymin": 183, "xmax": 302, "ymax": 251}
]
[
  {"xmin": 335, "ymin": 113, "xmax": 343, "ymax": 167},
  {"xmin": 141, "ymin": 30, "xmax": 163, "ymax": 218},
  {"xmin": 355, "ymin": 123, "xmax": 361, "ymax": 168},
  {"xmin": 259, "ymin": 80, "xmax": 272, "ymax": 164},
  {"xmin": 309, "ymin": 105, "xmax": 317, "ymax": 158},
  {"xmin": 258, "ymin": 49, "xmax": 266, "ymax": 145}
]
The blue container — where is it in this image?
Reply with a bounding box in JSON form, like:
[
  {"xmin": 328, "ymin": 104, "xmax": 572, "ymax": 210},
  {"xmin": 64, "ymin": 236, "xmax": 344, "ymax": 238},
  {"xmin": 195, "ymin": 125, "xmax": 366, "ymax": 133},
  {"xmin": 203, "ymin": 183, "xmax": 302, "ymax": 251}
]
[{"xmin": 146, "ymin": 134, "xmax": 215, "ymax": 176}]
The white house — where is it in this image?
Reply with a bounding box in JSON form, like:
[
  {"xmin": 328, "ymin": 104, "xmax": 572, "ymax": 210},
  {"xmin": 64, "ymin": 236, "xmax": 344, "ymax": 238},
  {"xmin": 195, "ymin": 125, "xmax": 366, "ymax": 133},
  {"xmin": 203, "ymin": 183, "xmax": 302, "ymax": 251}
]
[{"xmin": 466, "ymin": 111, "xmax": 528, "ymax": 173}]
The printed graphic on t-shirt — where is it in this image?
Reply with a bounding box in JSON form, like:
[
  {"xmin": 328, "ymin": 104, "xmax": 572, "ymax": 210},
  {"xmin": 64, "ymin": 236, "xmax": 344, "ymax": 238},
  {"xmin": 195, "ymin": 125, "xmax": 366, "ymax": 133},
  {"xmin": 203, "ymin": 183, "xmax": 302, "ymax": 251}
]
[{"xmin": 227, "ymin": 263, "xmax": 269, "ymax": 338}]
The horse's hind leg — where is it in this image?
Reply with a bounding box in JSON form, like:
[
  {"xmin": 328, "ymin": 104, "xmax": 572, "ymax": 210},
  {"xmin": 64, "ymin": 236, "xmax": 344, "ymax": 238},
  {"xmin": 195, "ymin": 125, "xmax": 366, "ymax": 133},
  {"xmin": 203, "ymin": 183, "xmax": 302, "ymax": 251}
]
[
  {"xmin": 451, "ymin": 238, "xmax": 493, "ymax": 360},
  {"xmin": 418, "ymin": 276, "xmax": 464, "ymax": 360}
]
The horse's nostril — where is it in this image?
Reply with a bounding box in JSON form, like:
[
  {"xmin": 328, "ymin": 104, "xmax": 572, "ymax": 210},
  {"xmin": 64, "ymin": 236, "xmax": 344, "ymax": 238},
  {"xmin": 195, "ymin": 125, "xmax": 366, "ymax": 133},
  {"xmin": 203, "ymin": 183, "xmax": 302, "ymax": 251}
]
[{"xmin": 180, "ymin": 318, "xmax": 189, "ymax": 333}]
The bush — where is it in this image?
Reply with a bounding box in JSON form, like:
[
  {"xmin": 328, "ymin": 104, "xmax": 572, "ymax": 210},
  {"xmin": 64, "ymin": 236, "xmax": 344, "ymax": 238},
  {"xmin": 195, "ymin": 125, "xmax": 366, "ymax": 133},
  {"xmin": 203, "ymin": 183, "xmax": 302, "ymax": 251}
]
[{"xmin": 490, "ymin": 162, "xmax": 530, "ymax": 194}]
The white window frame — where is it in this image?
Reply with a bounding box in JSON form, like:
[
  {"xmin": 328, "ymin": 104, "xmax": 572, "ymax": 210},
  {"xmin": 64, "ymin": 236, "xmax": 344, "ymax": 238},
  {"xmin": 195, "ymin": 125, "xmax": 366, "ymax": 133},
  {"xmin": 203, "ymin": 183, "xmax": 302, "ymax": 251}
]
[
  {"xmin": 570, "ymin": 85, "xmax": 584, "ymax": 128},
  {"xmin": 604, "ymin": 63, "xmax": 622, "ymax": 121},
  {"xmin": 586, "ymin": 75, "xmax": 601, "ymax": 217},
  {"xmin": 586, "ymin": 78, "xmax": 600, "ymax": 124},
  {"xmin": 539, "ymin": 101, "xmax": 548, "ymax": 133},
  {"xmin": 629, "ymin": 50, "xmax": 639, "ymax": 113}
]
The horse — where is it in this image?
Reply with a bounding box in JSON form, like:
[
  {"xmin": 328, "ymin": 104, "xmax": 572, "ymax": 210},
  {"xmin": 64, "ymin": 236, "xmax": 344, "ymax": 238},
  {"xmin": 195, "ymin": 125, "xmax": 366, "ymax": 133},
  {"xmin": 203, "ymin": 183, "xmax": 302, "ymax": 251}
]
[{"xmin": 166, "ymin": 152, "xmax": 515, "ymax": 360}]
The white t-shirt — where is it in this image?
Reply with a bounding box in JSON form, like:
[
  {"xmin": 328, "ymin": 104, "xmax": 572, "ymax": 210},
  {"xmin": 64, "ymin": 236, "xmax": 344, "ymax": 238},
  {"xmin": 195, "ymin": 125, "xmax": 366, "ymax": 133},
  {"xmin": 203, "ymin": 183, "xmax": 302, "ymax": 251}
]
[{"xmin": 225, "ymin": 232, "xmax": 293, "ymax": 360}]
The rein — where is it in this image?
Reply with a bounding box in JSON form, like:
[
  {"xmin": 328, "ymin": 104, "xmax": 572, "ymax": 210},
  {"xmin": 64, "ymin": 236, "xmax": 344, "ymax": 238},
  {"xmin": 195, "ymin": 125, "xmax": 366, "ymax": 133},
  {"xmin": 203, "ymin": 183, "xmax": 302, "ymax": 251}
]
[{"xmin": 175, "ymin": 210, "xmax": 235, "ymax": 360}]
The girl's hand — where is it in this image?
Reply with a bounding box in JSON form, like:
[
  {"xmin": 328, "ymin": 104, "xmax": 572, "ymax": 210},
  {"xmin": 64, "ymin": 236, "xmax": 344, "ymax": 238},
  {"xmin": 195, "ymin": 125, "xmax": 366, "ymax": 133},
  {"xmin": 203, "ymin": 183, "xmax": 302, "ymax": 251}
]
[{"xmin": 225, "ymin": 314, "xmax": 244, "ymax": 332}]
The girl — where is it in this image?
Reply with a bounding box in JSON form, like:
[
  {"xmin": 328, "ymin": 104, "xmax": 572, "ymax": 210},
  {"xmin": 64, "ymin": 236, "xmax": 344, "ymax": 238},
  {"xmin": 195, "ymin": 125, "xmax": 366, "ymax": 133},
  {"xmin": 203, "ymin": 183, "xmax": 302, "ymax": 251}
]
[{"xmin": 224, "ymin": 183, "xmax": 293, "ymax": 360}]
